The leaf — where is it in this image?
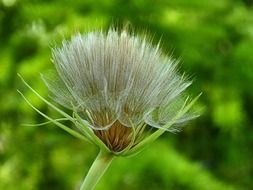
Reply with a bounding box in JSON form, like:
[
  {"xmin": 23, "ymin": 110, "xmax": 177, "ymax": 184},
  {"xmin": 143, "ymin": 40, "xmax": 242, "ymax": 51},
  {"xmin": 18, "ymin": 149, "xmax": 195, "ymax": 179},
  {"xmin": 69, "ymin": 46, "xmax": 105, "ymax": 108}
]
[
  {"xmin": 122, "ymin": 93, "xmax": 201, "ymax": 156},
  {"xmin": 18, "ymin": 89, "xmax": 90, "ymax": 142},
  {"xmin": 22, "ymin": 118, "xmax": 69, "ymax": 127},
  {"xmin": 18, "ymin": 74, "xmax": 74, "ymax": 122}
]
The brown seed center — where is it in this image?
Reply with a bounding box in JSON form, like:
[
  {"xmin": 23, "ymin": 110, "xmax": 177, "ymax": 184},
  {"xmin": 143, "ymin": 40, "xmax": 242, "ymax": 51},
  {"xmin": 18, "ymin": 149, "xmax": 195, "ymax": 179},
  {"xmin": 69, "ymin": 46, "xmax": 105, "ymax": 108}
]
[{"xmin": 94, "ymin": 120, "xmax": 132, "ymax": 152}]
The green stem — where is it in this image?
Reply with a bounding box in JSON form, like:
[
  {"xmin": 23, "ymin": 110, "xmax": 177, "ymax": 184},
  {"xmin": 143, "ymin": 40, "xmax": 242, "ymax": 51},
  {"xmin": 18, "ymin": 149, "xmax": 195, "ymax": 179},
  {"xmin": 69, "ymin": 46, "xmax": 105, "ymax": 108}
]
[{"xmin": 80, "ymin": 150, "xmax": 115, "ymax": 190}]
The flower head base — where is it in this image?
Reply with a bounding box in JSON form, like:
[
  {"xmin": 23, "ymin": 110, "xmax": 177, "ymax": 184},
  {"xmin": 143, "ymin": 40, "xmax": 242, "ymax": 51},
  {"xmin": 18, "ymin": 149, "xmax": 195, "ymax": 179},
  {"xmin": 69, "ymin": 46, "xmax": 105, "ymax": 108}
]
[{"xmin": 20, "ymin": 29, "xmax": 199, "ymax": 155}]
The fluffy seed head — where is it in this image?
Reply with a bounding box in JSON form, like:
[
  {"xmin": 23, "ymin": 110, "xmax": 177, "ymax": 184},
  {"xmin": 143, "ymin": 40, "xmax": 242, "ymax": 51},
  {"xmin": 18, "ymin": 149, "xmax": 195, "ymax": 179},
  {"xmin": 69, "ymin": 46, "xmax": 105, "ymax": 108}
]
[{"xmin": 43, "ymin": 29, "xmax": 196, "ymax": 152}]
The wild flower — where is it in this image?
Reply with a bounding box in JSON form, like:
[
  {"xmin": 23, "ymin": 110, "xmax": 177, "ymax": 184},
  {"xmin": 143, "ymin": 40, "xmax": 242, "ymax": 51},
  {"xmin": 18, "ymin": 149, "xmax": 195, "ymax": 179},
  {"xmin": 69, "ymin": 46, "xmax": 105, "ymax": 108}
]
[{"xmin": 19, "ymin": 29, "xmax": 200, "ymax": 190}]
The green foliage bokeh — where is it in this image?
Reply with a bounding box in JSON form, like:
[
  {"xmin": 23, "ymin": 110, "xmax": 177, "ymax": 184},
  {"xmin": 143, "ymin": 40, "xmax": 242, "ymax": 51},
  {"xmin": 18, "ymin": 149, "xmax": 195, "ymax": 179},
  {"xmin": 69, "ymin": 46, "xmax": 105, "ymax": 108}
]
[{"xmin": 1, "ymin": 0, "xmax": 253, "ymax": 189}]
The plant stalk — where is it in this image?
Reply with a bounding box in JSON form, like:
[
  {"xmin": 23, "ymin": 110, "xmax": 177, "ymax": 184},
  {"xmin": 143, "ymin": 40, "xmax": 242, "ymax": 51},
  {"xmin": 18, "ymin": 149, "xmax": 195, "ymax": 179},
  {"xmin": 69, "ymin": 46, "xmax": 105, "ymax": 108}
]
[{"xmin": 80, "ymin": 150, "xmax": 114, "ymax": 190}]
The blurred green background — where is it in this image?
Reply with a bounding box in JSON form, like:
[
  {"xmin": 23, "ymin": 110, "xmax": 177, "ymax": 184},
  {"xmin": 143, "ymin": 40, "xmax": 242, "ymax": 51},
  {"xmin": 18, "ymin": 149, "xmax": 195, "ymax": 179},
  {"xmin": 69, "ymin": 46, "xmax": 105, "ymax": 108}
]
[{"xmin": 1, "ymin": 0, "xmax": 253, "ymax": 189}]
